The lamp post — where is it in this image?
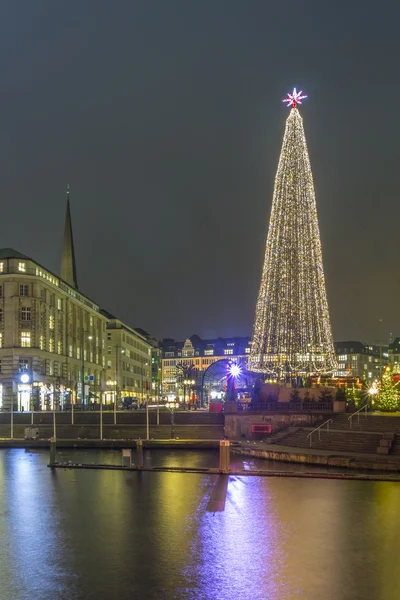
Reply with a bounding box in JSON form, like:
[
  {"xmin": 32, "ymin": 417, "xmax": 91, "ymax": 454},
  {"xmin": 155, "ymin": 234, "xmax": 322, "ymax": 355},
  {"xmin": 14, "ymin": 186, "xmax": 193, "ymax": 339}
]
[
  {"xmin": 81, "ymin": 329, "xmax": 93, "ymax": 409},
  {"xmin": 166, "ymin": 400, "xmax": 179, "ymax": 439},
  {"xmin": 183, "ymin": 379, "xmax": 196, "ymax": 409},
  {"xmin": 114, "ymin": 345, "xmax": 125, "ymax": 425}
]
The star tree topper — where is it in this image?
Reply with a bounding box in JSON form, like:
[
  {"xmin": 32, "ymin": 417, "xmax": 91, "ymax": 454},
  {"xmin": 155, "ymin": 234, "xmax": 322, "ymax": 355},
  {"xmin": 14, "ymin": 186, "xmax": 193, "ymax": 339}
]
[{"xmin": 282, "ymin": 88, "xmax": 307, "ymax": 108}]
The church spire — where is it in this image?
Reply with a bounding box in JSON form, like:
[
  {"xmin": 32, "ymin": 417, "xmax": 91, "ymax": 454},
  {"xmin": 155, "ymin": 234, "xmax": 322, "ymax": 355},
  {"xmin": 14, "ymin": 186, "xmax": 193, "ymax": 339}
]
[{"xmin": 61, "ymin": 185, "xmax": 78, "ymax": 289}]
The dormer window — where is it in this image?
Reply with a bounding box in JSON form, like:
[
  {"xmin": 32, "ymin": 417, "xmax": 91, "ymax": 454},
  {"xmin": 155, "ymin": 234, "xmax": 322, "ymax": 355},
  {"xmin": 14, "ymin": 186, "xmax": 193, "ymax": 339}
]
[{"xmin": 18, "ymin": 262, "xmax": 26, "ymax": 272}]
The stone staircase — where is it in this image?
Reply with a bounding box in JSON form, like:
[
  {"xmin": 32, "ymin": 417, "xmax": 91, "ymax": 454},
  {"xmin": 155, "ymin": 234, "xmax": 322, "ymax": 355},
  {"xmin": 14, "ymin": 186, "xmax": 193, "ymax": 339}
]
[
  {"xmin": 280, "ymin": 413, "xmax": 400, "ymax": 455},
  {"xmin": 281, "ymin": 428, "xmax": 382, "ymax": 454}
]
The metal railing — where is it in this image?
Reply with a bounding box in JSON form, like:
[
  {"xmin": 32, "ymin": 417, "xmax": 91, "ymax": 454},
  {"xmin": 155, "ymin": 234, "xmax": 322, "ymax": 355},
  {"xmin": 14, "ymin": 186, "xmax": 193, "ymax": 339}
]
[
  {"xmin": 307, "ymin": 418, "xmax": 333, "ymax": 447},
  {"xmin": 237, "ymin": 401, "xmax": 333, "ymax": 412},
  {"xmin": 348, "ymin": 404, "xmax": 369, "ymax": 428}
]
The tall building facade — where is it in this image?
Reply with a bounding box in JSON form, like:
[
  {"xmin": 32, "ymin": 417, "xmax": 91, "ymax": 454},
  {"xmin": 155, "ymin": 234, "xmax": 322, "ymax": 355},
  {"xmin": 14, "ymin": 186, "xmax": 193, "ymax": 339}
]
[
  {"xmin": 249, "ymin": 90, "xmax": 336, "ymax": 377},
  {"xmin": 0, "ymin": 248, "xmax": 106, "ymax": 410},
  {"xmin": 101, "ymin": 312, "xmax": 152, "ymax": 404},
  {"xmin": 161, "ymin": 335, "xmax": 250, "ymax": 398}
]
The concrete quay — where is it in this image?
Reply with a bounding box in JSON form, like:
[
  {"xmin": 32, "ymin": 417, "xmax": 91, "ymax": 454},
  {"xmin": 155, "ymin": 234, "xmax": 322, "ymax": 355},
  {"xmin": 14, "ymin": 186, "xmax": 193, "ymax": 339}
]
[{"xmin": 232, "ymin": 440, "xmax": 400, "ymax": 473}]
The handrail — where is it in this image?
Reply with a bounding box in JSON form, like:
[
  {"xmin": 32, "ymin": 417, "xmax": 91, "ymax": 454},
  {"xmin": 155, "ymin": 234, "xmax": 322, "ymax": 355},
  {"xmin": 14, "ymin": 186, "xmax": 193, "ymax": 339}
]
[
  {"xmin": 348, "ymin": 404, "xmax": 369, "ymax": 428},
  {"xmin": 307, "ymin": 419, "xmax": 333, "ymax": 447}
]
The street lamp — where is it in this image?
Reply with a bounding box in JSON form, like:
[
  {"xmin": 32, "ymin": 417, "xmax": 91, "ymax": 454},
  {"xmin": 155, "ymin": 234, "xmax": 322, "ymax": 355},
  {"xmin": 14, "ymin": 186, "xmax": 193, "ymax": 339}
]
[
  {"xmin": 81, "ymin": 329, "xmax": 93, "ymax": 408},
  {"xmin": 183, "ymin": 379, "xmax": 196, "ymax": 409},
  {"xmin": 166, "ymin": 400, "xmax": 180, "ymax": 439}
]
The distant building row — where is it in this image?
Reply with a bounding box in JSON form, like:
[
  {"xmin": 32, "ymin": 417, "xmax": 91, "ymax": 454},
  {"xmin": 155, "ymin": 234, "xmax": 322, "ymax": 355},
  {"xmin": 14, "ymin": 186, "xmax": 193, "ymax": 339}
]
[
  {"xmin": 0, "ymin": 197, "xmax": 161, "ymax": 411},
  {"xmin": 160, "ymin": 336, "xmax": 394, "ymax": 398}
]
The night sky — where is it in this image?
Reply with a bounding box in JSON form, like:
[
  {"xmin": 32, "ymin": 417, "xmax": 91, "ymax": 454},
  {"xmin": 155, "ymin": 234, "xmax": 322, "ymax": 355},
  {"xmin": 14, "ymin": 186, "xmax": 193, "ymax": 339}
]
[{"xmin": 1, "ymin": 1, "xmax": 399, "ymax": 344}]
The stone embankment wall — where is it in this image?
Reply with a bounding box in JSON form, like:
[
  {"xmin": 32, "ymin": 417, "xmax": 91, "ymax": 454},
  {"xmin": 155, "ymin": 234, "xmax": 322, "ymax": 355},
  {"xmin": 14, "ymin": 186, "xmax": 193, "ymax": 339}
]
[{"xmin": 225, "ymin": 413, "xmax": 326, "ymax": 440}]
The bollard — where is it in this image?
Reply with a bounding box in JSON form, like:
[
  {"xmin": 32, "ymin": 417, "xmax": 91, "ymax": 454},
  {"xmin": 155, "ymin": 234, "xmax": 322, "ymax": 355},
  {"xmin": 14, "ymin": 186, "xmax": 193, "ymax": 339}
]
[
  {"xmin": 136, "ymin": 439, "xmax": 144, "ymax": 470},
  {"xmin": 219, "ymin": 440, "xmax": 230, "ymax": 473},
  {"xmin": 49, "ymin": 436, "xmax": 57, "ymax": 467}
]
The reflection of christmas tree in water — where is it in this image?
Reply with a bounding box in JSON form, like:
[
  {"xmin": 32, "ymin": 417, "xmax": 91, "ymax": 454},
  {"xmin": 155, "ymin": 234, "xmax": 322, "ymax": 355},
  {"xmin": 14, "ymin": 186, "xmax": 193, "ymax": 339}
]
[
  {"xmin": 249, "ymin": 89, "xmax": 336, "ymax": 377},
  {"xmin": 377, "ymin": 367, "xmax": 400, "ymax": 411}
]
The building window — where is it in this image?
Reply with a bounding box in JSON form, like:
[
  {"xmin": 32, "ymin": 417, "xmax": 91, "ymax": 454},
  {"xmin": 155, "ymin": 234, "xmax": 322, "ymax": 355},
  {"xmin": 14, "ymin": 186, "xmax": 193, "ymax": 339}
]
[
  {"xmin": 69, "ymin": 345, "xmax": 73, "ymax": 358},
  {"xmin": 21, "ymin": 332, "xmax": 31, "ymax": 347},
  {"xmin": 0, "ymin": 285, "xmax": 2, "ymax": 297},
  {"xmin": 227, "ymin": 343, "xmax": 235, "ymax": 347},
  {"xmin": 165, "ymin": 352, "xmax": 174, "ymax": 358},
  {"xmin": 0, "ymin": 308, "xmax": 3, "ymax": 322},
  {"xmin": 58, "ymin": 341, "xmax": 62, "ymax": 355},
  {"xmin": 107, "ymin": 346, "xmax": 111, "ymax": 355},
  {"xmin": 77, "ymin": 347, "xmax": 81, "ymax": 359},
  {"xmin": 49, "ymin": 338, "xmax": 55, "ymax": 353},
  {"xmin": 21, "ymin": 307, "xmax": 31, "ymax": 321},
  {"xmin": 204, "ymin": 349, "xmax": 214, "ymax": 356},
  {"xmin": 0, "ymin": 359, "xmax": 2, "ymax": 373},
  {"xmin": 49, "ymin": 315, "xmax": 55, "ymax": 329},
  {"xmin": 0, "ymin": 262, "xmax": 3, "ymax": 272},
  {"xmin": 20, "ymin": 284, "xmax": 29, "ymax": 296},
  {"xmin": 224, "ymin": 349, "xmax": 233, "ymax": 355},
  {"xmin": 351, "ymin": 355, "xmax": 358, "ymax": 361},
  {"xmin": 245, "ymin": 348, "xmax": 250, "ymax": 353},
  {"xmin": 57, "ymin": 298, "xmax": 62, "ymax": 310},
  {"xmin": 18, "ymin": 359, "xmax": 29, "ymax": 372},
  {"xmin": 18, "ymin": 262, "xmax": 26, "ymax": 272},
  {"xmin": 41, "ymin": 288, "xmax": 46, "ymax": 302},
  {"xmin": 40, "ymin": 335, "xmax": 44, "ymax": 350},
  {"xmin": 0, "ymin": 333, "xmax": 2, "ymax": 348},
  {"xmin": 338, "ymin": 355, "xmax": 347, "ymax": 361},
  {"xmin": 107, "ymin": 333, "xmax": 111, "ymax": 340},
  {"xmin": 364, "ymin": 364, "xmax": 368, "ymax": 370}
]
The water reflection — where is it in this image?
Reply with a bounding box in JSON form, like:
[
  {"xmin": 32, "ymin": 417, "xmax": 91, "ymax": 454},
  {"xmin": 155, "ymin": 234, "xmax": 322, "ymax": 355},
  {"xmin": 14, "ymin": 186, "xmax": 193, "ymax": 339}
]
[{"xmin": 0, "ymin": 449, "xmax": 400, "ymax": 600}]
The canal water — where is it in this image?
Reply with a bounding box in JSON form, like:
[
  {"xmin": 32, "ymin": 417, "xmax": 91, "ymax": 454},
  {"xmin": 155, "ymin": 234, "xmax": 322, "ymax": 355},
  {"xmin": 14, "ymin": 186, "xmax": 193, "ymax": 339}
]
[{"xmin": 1, "ymin": 449, "xmax": 400, "ymax": 600}]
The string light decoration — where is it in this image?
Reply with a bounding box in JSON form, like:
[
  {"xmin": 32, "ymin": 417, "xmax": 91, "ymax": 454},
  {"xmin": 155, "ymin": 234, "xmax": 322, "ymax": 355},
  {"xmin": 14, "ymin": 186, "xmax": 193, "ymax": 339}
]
[
  {"xmin": 377, "ymin": 367, "xmax": 399, "ymax": 411},
  {"xmin": 249, "ymin": 89, "xmax": 337, "ymax": 377}
]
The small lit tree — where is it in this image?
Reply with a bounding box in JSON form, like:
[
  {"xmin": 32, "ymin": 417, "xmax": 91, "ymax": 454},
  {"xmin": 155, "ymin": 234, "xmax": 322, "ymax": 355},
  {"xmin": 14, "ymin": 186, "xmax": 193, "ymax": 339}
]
[{"xmin": 377, "ymin": 368, "xmax": 400, "ymax": 412}]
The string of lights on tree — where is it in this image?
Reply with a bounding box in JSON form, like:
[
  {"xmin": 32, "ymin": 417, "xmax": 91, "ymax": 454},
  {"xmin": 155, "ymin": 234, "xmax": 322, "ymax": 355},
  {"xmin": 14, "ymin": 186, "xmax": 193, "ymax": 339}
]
[{"xmin": 249, "ymin": 89, "xmax": 337, "ymax": 376}]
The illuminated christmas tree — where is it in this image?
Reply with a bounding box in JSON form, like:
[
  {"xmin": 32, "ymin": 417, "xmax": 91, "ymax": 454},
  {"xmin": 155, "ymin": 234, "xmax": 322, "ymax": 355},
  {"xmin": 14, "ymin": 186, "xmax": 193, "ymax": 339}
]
[
  {"xmin": 249, "ymin": 89, "xmax": 336, "ymax": 377},
  {"xmin": 377, "ymin": 368, "xmax": 399, "ymax": 412}
]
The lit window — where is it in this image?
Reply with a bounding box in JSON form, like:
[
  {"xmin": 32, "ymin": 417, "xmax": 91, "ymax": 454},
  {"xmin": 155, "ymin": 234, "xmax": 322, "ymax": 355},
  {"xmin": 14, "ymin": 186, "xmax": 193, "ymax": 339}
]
[
  {"xmin": 21, "ymin": 307, "xmax": 31, "ymax": 321},
  {"xmin": 0, "ymin": 308, "xmax": 2, "ymax": 322},
  {"xmin": 39, "ymin": 335, "xmax": 44, "ymax": 350},
  {"xmin": 338, "ymin": 355, "xmax": 347, "ymax": 361},
  {"xmin": 58, "ymin": 341, "xmax": 62, "ymax": 354},
  {"xmin": 224, "ymin": 349, "xmax": 233, "ymax": 355},
  {"xmin": 0, "ymin": 285, "xmax": 2, "ymax": 297},
  {"xmin": 204, "ymin": 349, "xmax": 214, "ymax": 356},
  {"xmin": 21, "ymin": 332, "xmax": 31, "ymax": 347},
  {"xmin": 364, "ymin": 364, "xmax": 368, "ymax": 370},
  {"xmin": 0, "ymin": 332, "xmax": 3, "ymax": 348},
  {"xmin": 57, "ymin": 298, "xmax": 62, "ymax": 310},
  {"xmin": 0, "ymin": 262, "xmax": 3, "ymax": 272},
  {"xmin": 245, "ymin": 348, "xmax": 250, "ymax": 353},
  {"xmin": 107, "ymin": 346, "xmax": 112, "ymax": 355},
  {"xmin": 19, "ymin": 284, "xmax": 29, "ymax": 296},
  {"xmin": 49, "ymin": 338, "xmax": 55, "ymax": 353},
  {"xmin": 18, "ymin": 262, "xmax": 26, "ymax": 272},
  {"xmin": 18, "ymin": 359, "xmax": 29, "ymax": 372},
  {"xmin": 227, "ymin": 343, "xmax": 235, "ymax": 347},
  {"xmin": 351, "ymin": 355, "xmax": 358, "ymax": 361},
  {"xmin": 77, "ymin": 347, "xmax": 81, "ymax": 359},
  {"xmin": 69, "ymin": 345, "xmax": 73, "ymax": 358},
  {"xmin": 49, "ymin": 315, "xmax": 55, "ymax": 329}
]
